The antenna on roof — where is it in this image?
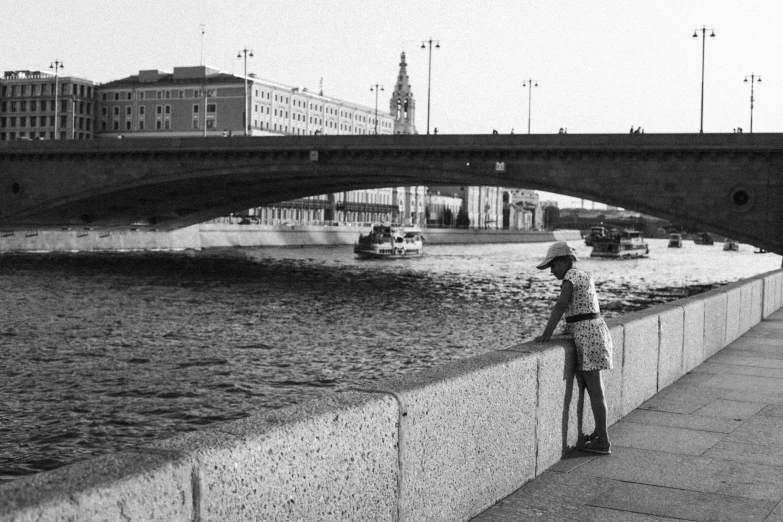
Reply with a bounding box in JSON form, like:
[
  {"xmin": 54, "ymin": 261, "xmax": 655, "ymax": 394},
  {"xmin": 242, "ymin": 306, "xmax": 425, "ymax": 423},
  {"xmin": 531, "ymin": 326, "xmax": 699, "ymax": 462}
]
[
  {"xmin": 319, "ymin": 77, "xmax": 323, "ymax": 96},
  {"xmin": 200, "ymin": 24, "xmax": 206, "ymax": 65}
]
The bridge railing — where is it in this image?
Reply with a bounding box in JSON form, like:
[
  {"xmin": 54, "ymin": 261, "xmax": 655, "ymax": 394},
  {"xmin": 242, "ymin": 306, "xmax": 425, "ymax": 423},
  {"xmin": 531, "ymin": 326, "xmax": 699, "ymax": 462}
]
[{"xmin": 1, "ymin": 269, "xmax": 781, "ymax": 521}]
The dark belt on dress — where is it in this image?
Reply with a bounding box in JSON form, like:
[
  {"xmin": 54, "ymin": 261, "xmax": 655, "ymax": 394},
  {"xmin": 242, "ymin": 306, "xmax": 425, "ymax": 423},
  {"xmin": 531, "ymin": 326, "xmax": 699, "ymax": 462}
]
[{"xmin": 565, "ymin": 312, "xmax": 601, "ymax": 324}]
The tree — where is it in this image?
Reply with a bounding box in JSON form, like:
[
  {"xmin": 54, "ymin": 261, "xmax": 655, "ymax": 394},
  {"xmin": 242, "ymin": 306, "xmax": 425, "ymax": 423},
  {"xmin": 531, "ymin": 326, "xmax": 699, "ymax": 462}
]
[
  {"xmin": 442, "ymin": 207, "xmax": 454, "ymax": 226},
  {"xmin": 456, "ymin": 208, "xmax": 470, "ymax": 229}
]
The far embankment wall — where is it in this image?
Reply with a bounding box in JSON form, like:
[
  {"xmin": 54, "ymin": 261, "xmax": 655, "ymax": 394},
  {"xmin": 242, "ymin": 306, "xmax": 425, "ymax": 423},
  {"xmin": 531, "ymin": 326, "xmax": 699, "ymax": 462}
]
[
  {"xmin": 3, "ymin": 269, "xmax": 778, "ymax": 522},
  {"xmin": 0, "ymin": 225, "xmax": 581, "ymax": 252}
]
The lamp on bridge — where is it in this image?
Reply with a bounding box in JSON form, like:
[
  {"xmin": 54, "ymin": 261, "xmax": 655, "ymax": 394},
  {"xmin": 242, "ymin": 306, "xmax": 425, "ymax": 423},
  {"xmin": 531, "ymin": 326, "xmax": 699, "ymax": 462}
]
[
  {"xmin": 370, "ymin": 84, "xmax": 384, "ymax": 134},
  {"xmin": 693, "ymin": 26, "xmax": 716, "ymax": 133},
  {"xmin": 522, "ymin": 78, "xmax": 538, "ymax": 134},
  {"xmin": 744, "ymin": 74, "xmax": 761, "ymax": 133},
  {"xmin": 49, "ymin": 60, "xmax": 64, "ymax": 140},
  {"xmin": 237, "ymin": 48, "xmax": 254, "ymax": 137},
  {"xmin": 421, "ymin": 38, "xmax": 440, "ymax": 135}
]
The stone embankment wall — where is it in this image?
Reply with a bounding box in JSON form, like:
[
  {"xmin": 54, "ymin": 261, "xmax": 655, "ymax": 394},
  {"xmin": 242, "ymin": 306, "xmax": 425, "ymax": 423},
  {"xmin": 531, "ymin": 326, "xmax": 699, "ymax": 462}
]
[
  {"xmin": 0, "ymin": 225, "xmax": 581, "ymax": 252},
  {"xmin": 2, "ymin": 269, "xmax": 779, "ymax": 522}
]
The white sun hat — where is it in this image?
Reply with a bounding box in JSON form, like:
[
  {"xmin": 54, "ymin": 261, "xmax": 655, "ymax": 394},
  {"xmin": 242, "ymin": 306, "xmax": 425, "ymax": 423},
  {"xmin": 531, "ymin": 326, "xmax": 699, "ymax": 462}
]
[{"xmin": 536, "ymin": 241, "xmax": 578, "ymax": 269}]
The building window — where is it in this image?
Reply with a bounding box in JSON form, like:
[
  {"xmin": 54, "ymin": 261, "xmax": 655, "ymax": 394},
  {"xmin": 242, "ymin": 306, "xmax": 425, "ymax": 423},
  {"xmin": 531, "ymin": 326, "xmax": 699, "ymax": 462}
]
[
  {"xmin": 206, "ymin": 104, "xmax": 216, "ymax": 114},
  {"xmin": 193, "ymin": 104, "xmax": 199, "ymax": 114},
  {"xmin": 127, "ymin": 92, "xmax": 132, "ymax": 100},
  {"xmin": 114, "ymin": 92, "xmax": 120, "ymax": 101},
  {"xmin": 113, "ymin": 121, "xmax": 119, "ymax": 130},
  {"xmin": 138, "ymin": 91, "xmax": 145, "ymax": 100},
  {"xmin": 139, "ymin": 106, "xmax": 145, "ymax": 116},
  {"xmin": 126, "ymin": 106, "xmax": 132, "ymax": 117},
  {"xmin": 125, "ymin": 120, "xmax": 132, "ymax": 130},
  {"xmin": 113, "ymin": 107, "xmax": 120, "ymax": 116},
  {"xmin": 138, "ymin": 119, "xmax": 145, "ymax": 130}
]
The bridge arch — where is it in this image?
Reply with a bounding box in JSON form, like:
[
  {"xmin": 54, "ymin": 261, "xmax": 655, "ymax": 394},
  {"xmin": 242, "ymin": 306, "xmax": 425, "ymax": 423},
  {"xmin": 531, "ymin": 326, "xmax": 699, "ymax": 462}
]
[{"xmin": 1, "ymin": 133, "xmax": 781, "ymax": 252}]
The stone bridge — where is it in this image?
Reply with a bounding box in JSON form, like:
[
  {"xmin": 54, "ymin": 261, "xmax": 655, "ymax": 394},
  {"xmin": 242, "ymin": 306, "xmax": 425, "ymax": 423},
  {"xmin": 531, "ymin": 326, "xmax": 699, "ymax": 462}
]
[{"xmin": 1, "ymin": 133, "xmax": 781, "ymax": 252}]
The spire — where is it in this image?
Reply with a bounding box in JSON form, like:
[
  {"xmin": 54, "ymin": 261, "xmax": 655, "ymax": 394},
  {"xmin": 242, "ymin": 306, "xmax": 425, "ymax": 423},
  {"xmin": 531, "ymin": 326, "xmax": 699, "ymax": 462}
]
[{"xmin": 391, "ymin": 51, "xmax": 417, "ymax": 134}]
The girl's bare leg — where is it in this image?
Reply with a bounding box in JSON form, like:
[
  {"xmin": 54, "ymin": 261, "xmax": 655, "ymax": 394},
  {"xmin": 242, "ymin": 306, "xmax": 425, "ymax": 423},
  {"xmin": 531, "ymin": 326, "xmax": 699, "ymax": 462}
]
[{"xmin": 581, "ymin": 370, "xmax": 609, "ymax": 444}]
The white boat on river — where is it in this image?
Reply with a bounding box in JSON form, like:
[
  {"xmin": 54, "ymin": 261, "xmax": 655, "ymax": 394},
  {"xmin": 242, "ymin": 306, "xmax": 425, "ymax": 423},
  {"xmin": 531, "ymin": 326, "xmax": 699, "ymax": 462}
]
[
  {"xmin": 590, "ymin": 229, "xmax": 650, "ymax": 259},
  {"xmin": 354, "ymin": 223, "xmax": 424, "ymax": 258}
]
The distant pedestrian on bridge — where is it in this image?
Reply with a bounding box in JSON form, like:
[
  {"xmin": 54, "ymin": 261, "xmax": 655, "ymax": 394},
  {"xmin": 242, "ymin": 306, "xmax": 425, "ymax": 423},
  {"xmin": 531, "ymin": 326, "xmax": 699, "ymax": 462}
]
[{"xmin": 534, "ymin": 241, "xmax": 614, "ymax": 455}]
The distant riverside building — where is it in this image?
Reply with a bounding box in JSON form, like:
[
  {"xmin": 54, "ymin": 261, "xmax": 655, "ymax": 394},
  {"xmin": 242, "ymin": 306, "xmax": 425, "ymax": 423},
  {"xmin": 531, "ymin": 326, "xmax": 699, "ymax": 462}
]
[
  {"xmin": 95, "ymin": 66, "xmax": 395, "ymax": 137},
  {"xmin": 506, "ymin": 189, "xmax": 543, "ymax": 230},
  {"xmin": 96, "ymin": 62, "xmax": 425, "ymax": 226},
  {"xmin": 0, "ymin": 70, "xmax": 96, "ymax": 141}
]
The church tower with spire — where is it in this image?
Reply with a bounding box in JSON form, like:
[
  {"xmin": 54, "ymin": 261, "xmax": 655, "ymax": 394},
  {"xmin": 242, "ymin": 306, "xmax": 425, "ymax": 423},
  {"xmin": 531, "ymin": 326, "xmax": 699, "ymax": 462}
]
[{"xmin": 390, "ymin": 52, "xmax": 417, "ymax": 134}]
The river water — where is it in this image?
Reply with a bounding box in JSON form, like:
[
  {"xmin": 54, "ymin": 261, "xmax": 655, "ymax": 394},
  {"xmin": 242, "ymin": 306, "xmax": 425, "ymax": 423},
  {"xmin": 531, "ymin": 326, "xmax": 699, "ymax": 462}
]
[{"xmin": 0, "ymin": 239, "xmax": 780, "ymax": 482}]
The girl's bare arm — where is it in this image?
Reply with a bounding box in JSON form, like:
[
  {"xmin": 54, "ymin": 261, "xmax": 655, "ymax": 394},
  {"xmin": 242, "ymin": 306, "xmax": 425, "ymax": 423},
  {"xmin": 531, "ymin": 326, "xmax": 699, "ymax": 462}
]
[{"xmin": 536, "ymin": 280, "xmax": 573, "ymax": 342}]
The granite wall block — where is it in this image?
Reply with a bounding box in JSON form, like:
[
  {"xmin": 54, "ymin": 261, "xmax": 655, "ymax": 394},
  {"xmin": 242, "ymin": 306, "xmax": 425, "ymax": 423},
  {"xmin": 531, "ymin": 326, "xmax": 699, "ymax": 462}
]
[
  {"xmin": 0, "ymin": 451, "xmax": 193, "ymax": 522},
  {"xmin": 148, "ymin": 392, "xmax": 399, "ymax": 522},
  {"xmin": 367, "ymin": 350, "xmax": 538, "ymax": 522}
]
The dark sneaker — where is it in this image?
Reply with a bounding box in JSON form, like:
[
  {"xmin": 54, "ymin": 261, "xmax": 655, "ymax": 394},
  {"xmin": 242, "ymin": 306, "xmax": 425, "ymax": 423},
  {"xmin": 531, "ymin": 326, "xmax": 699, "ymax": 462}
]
[
  {"xmin": 581, "ymin": 440, "xmax": 611, "ymax": 455},
  {"xmin": 576, "ymin": 433, "xmax": 598, "ymax": 449}
]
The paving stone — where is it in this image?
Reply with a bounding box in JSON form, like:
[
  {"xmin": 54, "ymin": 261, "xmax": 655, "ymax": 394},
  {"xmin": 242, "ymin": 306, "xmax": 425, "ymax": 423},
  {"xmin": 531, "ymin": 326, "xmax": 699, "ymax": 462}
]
[
  {"xmin": 702, "ymin": 373, "xmax": 783, "ymax": 394},
  {"xmin": 720, "ymin": 364, "xmax": 783, "ymax": 380},
  {"xmin": 724, "ymin": 415, "xmax": 783, "ymax": 447},
  {"xmin": 573, "ymin": 446, "xmax": 783, "ymax": 501},
  {"xmin": 708, "ymin": 353, "xmax": 783, "ymax": 369},
  {"xmin": 469, "ymin": 471, "xmax": 604, "ymax": 522},
  {"xmin": 719, "ymin": 389, "xmax": 783, "ymax": 406},
  {"xmin": 564, "ymin": 506, "xmax": 684, "ymax": 521},
  {"xmin": 608, "ymin": 421, "xmax": 725, "ymax": 455},
  {"xmin": 723, "ymin": 347, "xmax": 783, "ymax": 360},
  {"xmin": 622, "ymin": 409, "xmax": 742, "ymax": 433},
  {"xmin": 764, "ymin": 501, "xmax": 783, "ymax": 522},
  {"xmin": 759, "ymin": 404, "xmax": 783, "ymax": 418},
  {"xmin": 639, "ymin": 386, "xmax": 724, "ymax": 414},
  {"xmin": 546, "ymin": 451, "xmax": 597, "ymax": 473},
  {"xmin": 689, "ymin": 362, "xmax": 732, "ymax": 375},
  {"xmin": 470, "ymin": 472, "xmax": 684, "ymax": 522},
  {"xmin": 693, "ymin": 399, "xmax": 766, "ymax": 420},
  {"xmin": 702, "ymin": 441, "xmax": 783, "ymax": 468},
  {"xmin": 587, "ymin": 478, "xmax": 776, "ymax": 522},
  {"xmin": 725, "ymin": 336, "xmax": 783, "ymax": 352}
]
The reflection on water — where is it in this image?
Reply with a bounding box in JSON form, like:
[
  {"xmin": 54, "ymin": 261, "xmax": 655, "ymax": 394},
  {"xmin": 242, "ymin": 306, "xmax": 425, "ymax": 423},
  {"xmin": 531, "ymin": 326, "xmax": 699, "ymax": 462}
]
[{"xmin": 0, "ymin": 239, "xmax": 779, "ymax": 481}]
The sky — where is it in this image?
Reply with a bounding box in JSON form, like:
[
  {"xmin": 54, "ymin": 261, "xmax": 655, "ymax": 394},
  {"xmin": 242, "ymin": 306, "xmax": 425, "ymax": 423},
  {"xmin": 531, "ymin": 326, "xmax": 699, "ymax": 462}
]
[{"xmin": 4, "ymin": 0, "xmax": 782, "ymax": 208}]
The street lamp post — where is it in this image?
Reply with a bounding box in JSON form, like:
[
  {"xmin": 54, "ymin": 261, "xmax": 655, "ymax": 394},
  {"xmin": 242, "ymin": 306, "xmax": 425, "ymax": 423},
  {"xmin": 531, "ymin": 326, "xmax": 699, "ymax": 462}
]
[
  {"xmin": 421, "ymin": 38, "xmax": 440, "ymax": 135},
  {"xmin": 237, "ymin": 48, "xmax": 253, "ymax": 136},
  {"xmin": 523, "ymin": 78, "xmax": 538, "ymax": 134},
  {"xmin": 370, "ymin": 84, "xmax": 384, "ymax": 134},
  {"xmin": 50, "ymin": 60, "xmax": 64, "ymax": 140},
  {"xmin": 744, "ymin": 74, "xmax": 761, "ymax": 133},
  {"xmin": 693, "ymin": 25, "xmax": 716, "ymax": 133}
]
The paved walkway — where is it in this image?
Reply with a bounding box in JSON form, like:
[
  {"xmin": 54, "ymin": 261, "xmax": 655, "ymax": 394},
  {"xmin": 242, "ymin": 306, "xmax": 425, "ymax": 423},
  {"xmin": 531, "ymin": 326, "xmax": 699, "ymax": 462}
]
[{"xmin": 472, "ymin": 308, "xmax": 783, "ymax": 522}]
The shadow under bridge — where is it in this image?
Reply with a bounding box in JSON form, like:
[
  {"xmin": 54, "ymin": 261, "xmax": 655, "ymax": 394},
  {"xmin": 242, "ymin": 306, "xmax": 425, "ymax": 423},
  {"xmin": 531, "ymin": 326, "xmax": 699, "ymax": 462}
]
[{"xmin": 1, "ymin": 133, "xmax": 782, "ymax": 253}]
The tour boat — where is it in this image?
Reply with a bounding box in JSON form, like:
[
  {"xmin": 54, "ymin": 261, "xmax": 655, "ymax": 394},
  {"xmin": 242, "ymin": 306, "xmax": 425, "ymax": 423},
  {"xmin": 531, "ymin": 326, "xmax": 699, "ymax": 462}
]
[
  {"xmin": 354, "ymin": 223, "xmax": 424, "ymax": 258},
  {"xmin": 590, "ymin": 229, "xmax": 649, "ymax": 259},
  {"xmin": 692, "ymin": 232, "xmax": 714, "ymax": 245},
  {"xmin": 584, "ymin": 225, "xmax": 607, "ymax": 246},
  {"xmin": 723, "ymin": 238, "xmax": 739, "ymax": 252},
  {"xmin": 668, "ymin": 233, "xmax": 683, "ymax": 248}
]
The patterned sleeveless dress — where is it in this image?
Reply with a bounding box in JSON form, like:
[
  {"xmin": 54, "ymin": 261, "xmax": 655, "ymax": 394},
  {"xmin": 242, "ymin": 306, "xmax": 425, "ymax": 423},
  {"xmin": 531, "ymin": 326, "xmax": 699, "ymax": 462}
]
[{"xmin": 563, "ymin": 268, "xmax": 613, "ymax": 371}]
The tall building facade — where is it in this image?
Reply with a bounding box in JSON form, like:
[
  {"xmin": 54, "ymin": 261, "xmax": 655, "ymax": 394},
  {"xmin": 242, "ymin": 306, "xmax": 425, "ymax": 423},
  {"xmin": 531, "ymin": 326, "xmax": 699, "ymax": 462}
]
[
  {"xmin": 96, "ymin": 66, "xmax": 395, "ymax": 138},
  {"xmin": 0, "ymin": 70, "xmax": 96, "ymax": 141}
]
